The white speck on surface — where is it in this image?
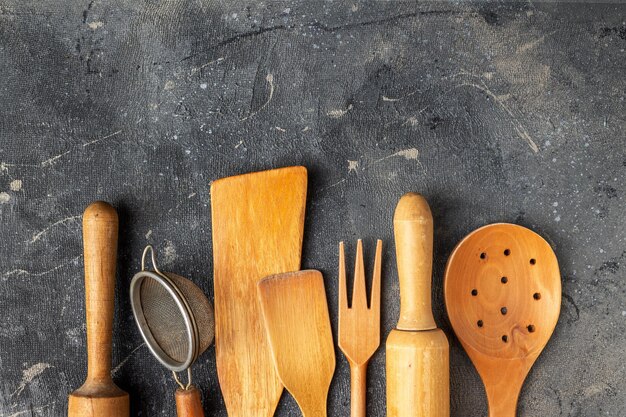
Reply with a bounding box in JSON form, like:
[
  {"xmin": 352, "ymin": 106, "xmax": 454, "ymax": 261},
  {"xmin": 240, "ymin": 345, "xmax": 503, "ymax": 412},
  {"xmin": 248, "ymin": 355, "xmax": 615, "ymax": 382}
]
[
  {"xmin": 200, "ymin": 83, "xmax": 208, "ymax": 89},
  {"xmin": 241, "ymin": 74, "xmax": 274, "ymax": 121},
  {"xmin": 370, "ymin": 148, "xmax": 420, "ymax": 167},
  {"xmin": 555, "ymin": 215, "xmax": 561, "ymax": 222},
  {"xmin": 5, "ymin": 402, "xmax": 54, "ymax": 416},
  {"xmin": 112, "ymin": 343, "xmax": 145, "ymax": 376},
  {"xmin": 456, "ymin": 79, "xmax": 539, "ymax": 152},
  {"xmin": 29, "ymin": 215, "xmax": 81, "ymax": 244},
  {"xmin": 87, "ymin": 21, "xmax": 104, "ymax": 30},
  {"xmin": 622, "ymin": 311, "xmax": 626, "ymax": 317},
  {"xmin": 327, "ymin": 104, "xmax": 353, "ymax": 118},
  {"xmin": 164, "ymin": 80, "xmax": 175, "ymax": 91},
  {"xmin": 552, "ymin": 158, "xmax": 557, "ymax": 162},
  {"xmin": 405, "ymin": 116, "xmax": 419, "ymax": 126},
  {"xmin": 396, "ymin": 148, "xmax": 419, "ymax": 160},
  {"xmin": 2, "ymin": 255, "xmax": 81, "ymax": 280},
  {"xmin": 10, "ymin": 179, "xmax": 22, "ymax": 191},
  {"xmin": 275, "ymin": 126, "xmax": 286, "ymax": 132},
  {"xmin": 163, "ymin": 240, "xmax": 177, "ymax": 265},
  {"xmin": 553, "ymin": 202, "xmax": 558, "ymax": 207},
  {"xmin": 11, "ymin": 363, "xmax": 53, "ymax": 397},
  {"xmin": 0, "ymin": 192, "xmax": 10, "ymax": 203},
  {"xmin": 145, "ymin": 230, "xmax": 152, "ymax": 239},
  {"xmin": 348, "ymin": 160, "xmax": 359, "ymax": 173}
]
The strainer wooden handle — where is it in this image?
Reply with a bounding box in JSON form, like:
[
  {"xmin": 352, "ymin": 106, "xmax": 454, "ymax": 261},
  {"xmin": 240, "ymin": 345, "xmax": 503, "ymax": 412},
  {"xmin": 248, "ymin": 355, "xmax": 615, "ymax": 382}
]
[
  {"xmin": 393, "ymin": 192, "xmax": 436, "ymax": 331},
  {"xmin": 175, "ymin": 386, "xmax": 205, "ymax": 417}
]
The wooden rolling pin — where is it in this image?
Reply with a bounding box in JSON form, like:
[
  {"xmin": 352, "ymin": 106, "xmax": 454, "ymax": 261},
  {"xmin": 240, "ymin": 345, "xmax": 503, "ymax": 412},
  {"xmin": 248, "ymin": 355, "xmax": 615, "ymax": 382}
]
[
  {"xmin": 68, "ymin": 201, "xmax": 129, "ymax": 417},
  {"xmin": 386, "ymin": 193, "xmax": 449, "ymax": 417}
]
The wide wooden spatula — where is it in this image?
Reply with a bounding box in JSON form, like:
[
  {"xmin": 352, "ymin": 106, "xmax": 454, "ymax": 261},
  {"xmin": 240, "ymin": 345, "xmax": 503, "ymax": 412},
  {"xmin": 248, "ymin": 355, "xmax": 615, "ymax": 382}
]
[
  {"xmin": 211, "ymin": 166, "xmax": 307, "ymax": 417},
  {"xmin": 258, "ymin": 270, "xmax": 335, "ymax": 417},
  {"xmin": 444, "ymin": 224, "xmax": 561, "ymax": 417}
]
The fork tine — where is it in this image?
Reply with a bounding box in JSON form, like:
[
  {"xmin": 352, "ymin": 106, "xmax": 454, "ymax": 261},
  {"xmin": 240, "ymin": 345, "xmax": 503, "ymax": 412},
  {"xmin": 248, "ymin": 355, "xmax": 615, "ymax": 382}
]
[
  {"xmin": 353, "ymin": 239, "xmax": 367, "ymax": 309},
  {"xmin": 339, "ymin": 241, "xmax": 349, "ymax": 313},
  {"xmin": 371, "ymin": 239, "xmax": 382, "ymax": 313}
]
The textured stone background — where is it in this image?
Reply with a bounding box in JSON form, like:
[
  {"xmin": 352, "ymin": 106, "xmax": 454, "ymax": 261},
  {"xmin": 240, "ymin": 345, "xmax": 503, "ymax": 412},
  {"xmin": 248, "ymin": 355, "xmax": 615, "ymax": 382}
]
[{"xmin": 0, "ymin": 1, "xmax": 625, "ymax": 416}]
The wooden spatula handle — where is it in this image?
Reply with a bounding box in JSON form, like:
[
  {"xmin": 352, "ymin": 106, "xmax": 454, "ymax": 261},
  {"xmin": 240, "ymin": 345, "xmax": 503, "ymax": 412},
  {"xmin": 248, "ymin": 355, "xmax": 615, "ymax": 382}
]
[
  {"xmin": 393, "ymin": 193, "xmax": 436, "ymax": 331},
  {"xmin": 83, "ymin": 201, "xmax": 118, "ymax": 382},
  {"xmin": 175, "ymin": 386, "xmax": 205, "ymax": 417}
]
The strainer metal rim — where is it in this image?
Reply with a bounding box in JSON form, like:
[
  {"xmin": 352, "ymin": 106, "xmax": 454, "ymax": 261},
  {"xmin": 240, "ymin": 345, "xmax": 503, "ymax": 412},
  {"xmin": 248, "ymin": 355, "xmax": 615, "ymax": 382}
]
[{"xmin": 130, "ymin": 269, "xmax": 199, "ymax": 372}]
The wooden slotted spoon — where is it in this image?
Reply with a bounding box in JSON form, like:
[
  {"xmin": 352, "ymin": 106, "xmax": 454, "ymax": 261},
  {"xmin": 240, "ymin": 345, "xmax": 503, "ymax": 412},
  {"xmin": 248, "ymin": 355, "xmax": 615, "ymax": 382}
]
[{"xmin": 444, "ymin": 223, "xmax": 561, "ymax": 417}]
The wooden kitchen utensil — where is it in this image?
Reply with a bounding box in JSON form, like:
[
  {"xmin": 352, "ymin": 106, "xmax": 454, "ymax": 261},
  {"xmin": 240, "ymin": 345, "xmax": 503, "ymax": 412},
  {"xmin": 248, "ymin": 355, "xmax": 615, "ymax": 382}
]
[
  {"xmin": 257, "ymin": 270, "xmax": 336, "ymax": 417},
  {"xmin": 444, "ymin": 223, "xmax": 561, "ymax": 417},
  {"xmin": 68, "ymin": 201, "xmax": 129, "ymax": 417},
  {"xmin": 338, "ymin": 239, "xmax": 382, "ymax": 417},
  {"xmin": 386, "ymin": 193, "xmax": 450, "ymax": 417},
  {"xmin": 211, "ymin": 166, "xmax": 307, "ymax": 417}
]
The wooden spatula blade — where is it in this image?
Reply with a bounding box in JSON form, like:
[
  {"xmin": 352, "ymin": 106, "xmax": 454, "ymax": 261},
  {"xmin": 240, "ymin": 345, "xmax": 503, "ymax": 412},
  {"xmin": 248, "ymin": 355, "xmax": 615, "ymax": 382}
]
[
  {"xmin": 258, "ymin": 270, "xmax": 335, "ymax": 417},
  {"xmin": 211, "ymin": 166, "xmax": 307, "ymax": 417}
]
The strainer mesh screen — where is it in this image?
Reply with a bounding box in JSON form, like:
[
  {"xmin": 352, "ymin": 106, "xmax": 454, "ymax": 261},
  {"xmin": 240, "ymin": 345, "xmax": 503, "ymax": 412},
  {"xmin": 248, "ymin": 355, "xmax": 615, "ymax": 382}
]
[{"xmin": 139, "ymin": 272, "xmax": 214, "ymax": 364}]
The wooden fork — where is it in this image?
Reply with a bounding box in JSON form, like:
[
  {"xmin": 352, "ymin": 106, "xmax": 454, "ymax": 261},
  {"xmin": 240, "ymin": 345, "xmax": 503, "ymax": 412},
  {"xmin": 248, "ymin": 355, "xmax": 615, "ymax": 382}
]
[{"xmin": 338, "ymin": 239, "xmax": 382, "ymax": 417}]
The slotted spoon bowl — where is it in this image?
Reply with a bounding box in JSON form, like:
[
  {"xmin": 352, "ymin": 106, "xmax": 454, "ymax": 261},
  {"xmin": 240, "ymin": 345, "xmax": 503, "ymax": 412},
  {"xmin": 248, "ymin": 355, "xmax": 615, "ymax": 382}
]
[{"xmin": 444, "ymin": 223, "xmax": 561, "ymax": 417}]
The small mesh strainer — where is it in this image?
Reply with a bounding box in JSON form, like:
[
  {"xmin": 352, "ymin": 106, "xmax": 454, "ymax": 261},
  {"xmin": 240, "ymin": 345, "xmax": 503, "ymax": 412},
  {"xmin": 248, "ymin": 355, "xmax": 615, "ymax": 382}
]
[{"xmin": 130, "ymin": 245, "xmax": 214, "ymax": 390}]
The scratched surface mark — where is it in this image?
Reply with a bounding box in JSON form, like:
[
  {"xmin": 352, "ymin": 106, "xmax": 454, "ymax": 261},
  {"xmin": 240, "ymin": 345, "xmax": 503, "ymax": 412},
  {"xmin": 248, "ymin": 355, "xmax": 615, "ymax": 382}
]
[{"xmin": 0, "ymin": 1, "xmax": 625, "ymax": 416}]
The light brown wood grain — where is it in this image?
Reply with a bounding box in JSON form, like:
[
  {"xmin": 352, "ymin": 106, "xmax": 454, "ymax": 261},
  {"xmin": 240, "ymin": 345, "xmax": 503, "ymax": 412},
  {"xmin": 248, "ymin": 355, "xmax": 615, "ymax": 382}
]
[
  {"xmin": 444, "ymin": 223, "xmax": 561, "ymax": 417},
  {"xmin": 210, "ymin": 166, "xmax": 307, "ymax": 417},
  {"xmin": 338, "ymin": 240, "xmax": 382, "ymax": 417},
  {"xmin": 68, "ymin": 201, "xmax": 129, "ymax": 417},
  {"xmin": 175, "ymin": 386, "xmax": 205, "ymax": 417},
  {"xmin": 258, "ymin": 270, "xmax": 335, "ymax": 417},
  {"xmin": 386, "ymin": 329, "xmax": 449, "ymax": 417},
  {"xmin": 386, "ymin": 193, "xmax": 449, "ymax": 417}
]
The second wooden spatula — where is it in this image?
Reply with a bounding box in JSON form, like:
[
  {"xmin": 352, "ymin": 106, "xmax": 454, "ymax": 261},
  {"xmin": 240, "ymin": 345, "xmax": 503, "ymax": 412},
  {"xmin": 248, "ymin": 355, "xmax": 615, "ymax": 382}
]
[{"xmin": 258, "ymin": 270, "xmax": 335, "ymax": 417}]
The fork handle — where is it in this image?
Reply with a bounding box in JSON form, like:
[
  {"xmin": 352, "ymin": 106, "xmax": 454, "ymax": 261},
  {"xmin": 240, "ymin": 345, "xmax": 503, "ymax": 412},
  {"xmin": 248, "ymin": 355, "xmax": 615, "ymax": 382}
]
[{"xmin": 350, "ymin": 362, "xmax": 368, "ymax": 417}]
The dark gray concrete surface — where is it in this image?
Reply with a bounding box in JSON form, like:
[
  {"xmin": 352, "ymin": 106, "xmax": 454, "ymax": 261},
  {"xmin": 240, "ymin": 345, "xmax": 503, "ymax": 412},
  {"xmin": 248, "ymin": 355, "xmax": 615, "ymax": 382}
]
[{"xmin": 0, "ymin": 0, "xmax": 625, "ymax": 416}]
